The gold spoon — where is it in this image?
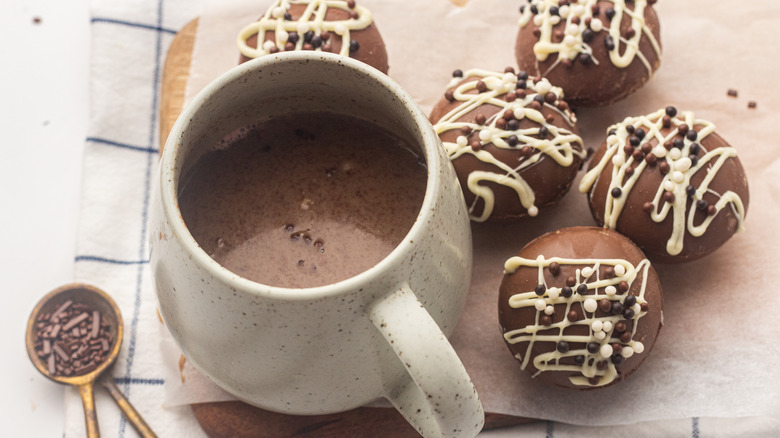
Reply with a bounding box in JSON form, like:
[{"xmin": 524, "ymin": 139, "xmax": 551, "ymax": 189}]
[{"xmin": 26, "ymin": 283, "xmax": 156, "ymax": 438}]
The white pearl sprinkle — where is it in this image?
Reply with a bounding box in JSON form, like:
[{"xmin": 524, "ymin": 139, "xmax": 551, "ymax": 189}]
[
  {"xmin": 632, "ymin": 303, "xmax": 641, "ymax": 313},
  {"xmin": 633, "ymin": 341, "xmax": 645, "ymax": 354},
  {"xmin": 591, "ymin": 320, "xmax": 603, "ymax": 332},
  {"xmin": 456, "ymin": 136, "xmax": 468, "ymax": 147},
  {"xmin": 563, "ymin": 35, "xmax": 577, "ymax": 47},
  {"xmin": 590, "ymin": 18, "xmax": 603, "ymax": 32},
  {"xmin": 573, "ymin": 5, "xmax": 586, "ymax": 16},
  {"xmin": 533, "ymin": 14, "xmax": 544, "ymax": 26},
  {"xmin": 297, "ymin": 22, "xmax": 310, "ymax": 33},
  {"xmin": 607, "ymin": 135, "xmax": 618, "ymax": 145},
  {"xmin": 550, "ymin": 15, "xmax": 561, "ymax": 25},
  {"xmin": 559, "ymin": 5, "xmax": 570, "ymax": 18},
  {"xmin": 479, "ymin": 129, "xmax": 491, "ymax": 142},
  {"xmin": 653, "ymin": 146, "xmax": 667, "ymax": 158},
  {"xmin": 594, "ymin": 330, "xmax": 606, "ymax": 340},
  {"xmin": 272, "ymin": 6, "xmax": 285, "ymax": 18},
  {"xmin": 581, "ymin": 267, "xmax": 594, "ymax": 278},
  {"xmin": 548, "ymin": 287, "xmax": 561, "ymax": 300},
  {"xmin": 612, "ymin": 154, "xmax": 625, "ymax": 167},
  {"xmin": 675, "ymin": 157, "xmax": 693, "ymax": 172},
  {"xmin": 278, "ymin": 31, "xmax": 289, "ymax": 43},
  {"xmin": 605, "ymin": 286, "xmax": 617, "ymax": 296},
  {"xmin": 603, "ymin": 321, "xmax": 613, "ymax": 332},
  {"xmin": 527, "ymin": 206, "xmax": 539, "ymax": 217},
  {"xmin": 503, "ymin": 72, "xmax": 516, "ymax": 83},
  {"xmin": 669, "ymin": 148, "xmax": 682, "ymax": 160},
  {"xmin": 614, "ymin": 265, "xmax": 626, "ymax": 276},
  {"xmin": 662, "ymin": 180, "xmax": 675, "ymax": 192},
  {"xmin": 514, "ymin": 107, "xmax": 526, "ymax": 119},
  {"xmin": 583, "ymin": 298, "xmax": 598, "ymax": 313},
  {"xmin": 600, "ymin": 344, "xmax": 613, "ymax": 358},
  {"xmin": 544, "ymin": 305, "xmax": 555, "ymax": 315},
  {"xmin": 621, "ymin": 346, "xmax": 635, "ymax": 358},
  {"xmin": 535, "ymin": 299, "xmax": 546, "ymax": 311},
  {"xmin": 263, "ymin": 40, "xmax": 276, "ymax": 51},
  {"xmin": 535, "ymin": 79, "xmax": 552, "ymax": 95},
  {"xmin": 335, "ymin": 23, "xmax": 347, "ymax": 35},
  {"xmin": 672, "ymin": 171, "xmax": 685, "ymax": 183},
  {"xmin": 566, "ymin": 23, "xmax": 579, "ymax": 36}
]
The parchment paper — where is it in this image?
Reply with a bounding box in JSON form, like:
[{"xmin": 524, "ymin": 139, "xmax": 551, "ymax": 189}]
[{"xmin": 162, "ymin": 0, "xmax": 780, "ymax": 426}]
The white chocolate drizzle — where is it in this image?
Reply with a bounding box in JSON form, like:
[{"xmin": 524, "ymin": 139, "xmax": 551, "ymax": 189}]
[
  {"xmin": 578, "ymin": 108, "xmax": 747, "ymax": 256},
  {"xmin": 503, "ymin": 255, "xmax": 652, "ymax": 387},
  {"xmin": 237, "ymin": 0, "xmax": 373, "ymax": 59},
  {"xmin": 518, "ymin": 0, "xmax": 661, "ymax": 74},
  {"xmin": 432, "ymin": 69, "xmax": 585, "ymax": 222}
]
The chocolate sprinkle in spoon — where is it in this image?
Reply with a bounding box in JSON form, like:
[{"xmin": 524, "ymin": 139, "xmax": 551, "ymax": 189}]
[{"xmin": 26, "ymin": 283, "xmax": 156, "ymax": 437}]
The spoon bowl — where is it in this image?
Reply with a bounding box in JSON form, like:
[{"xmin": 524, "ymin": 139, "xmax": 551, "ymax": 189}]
[{"xmin": 26, "ymin": 283, "xmax": 155, "ymax": 437}]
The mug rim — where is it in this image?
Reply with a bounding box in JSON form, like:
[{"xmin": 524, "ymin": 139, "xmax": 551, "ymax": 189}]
[{"xmin": 159, "ymin": 51, "xmax": 443, "ymax": 301}]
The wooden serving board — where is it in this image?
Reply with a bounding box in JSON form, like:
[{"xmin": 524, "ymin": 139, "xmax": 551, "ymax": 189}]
[{"xmin": 159, "ymin": 17, "xmax": 533, "ymax": 438}]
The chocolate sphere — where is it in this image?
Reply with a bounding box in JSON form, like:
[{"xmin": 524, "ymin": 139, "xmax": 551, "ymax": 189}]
[
  {"xmin": 430, "ymin": 68, "xmax": 586, "ymax": 222},
  {"xmin": 498, "ymin": 227, "xmax": 664, "ymax": 389},
  {"xmin": 237, "ymin": 0, "xmax": 389, "ymax": 74},
  {"xmin": 579, "ymin": 107, "xmax": 749, "ymax": 263},
  {"xmin": 514, "ymin": 0, "xmax": 662, "ymax": 107}
]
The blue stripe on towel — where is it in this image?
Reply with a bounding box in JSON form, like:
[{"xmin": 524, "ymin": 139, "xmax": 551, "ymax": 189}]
[
  {"xmin": 75, "ymin": 255, "xmax": 149, "ymax": 265},
  {"xmin": 91, "ymin": 17, "xmax": 177, "ymax": 35},
  {"xmin": 86, "ymin": 136, "xmax": 159, "ymax": 154},
  {"xmin": 110, "ymin": 0, "xmax": 165, "ymax": 435},
  {"xmin": 114, "ymin": 377, "xmax": 165, "ymax": 386},
  {"xmin": 692, "ymin": 417, "xmax": 700, "ymax": 438}
]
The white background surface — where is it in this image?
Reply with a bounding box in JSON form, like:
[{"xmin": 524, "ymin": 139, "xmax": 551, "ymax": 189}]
[{"xmin": 0, "ymin": 0, "xmax": 90, "ymax": 436}]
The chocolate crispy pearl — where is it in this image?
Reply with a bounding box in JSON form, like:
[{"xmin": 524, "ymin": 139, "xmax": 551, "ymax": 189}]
[
  {"xmin": 429, "ymin": 70, "xmax": 586, "ymax": 222},
  {"xmin": 498, "ymin": 226, "xmax": 663, "ymax": 390},
  {"xmin": 515, "ymin": 0, "xmax": 662, "ymax": 107},
  {"xmin": 238, "ymin": 1, "xmax": 388, "ymax": 74},
  {"xmin": 581, "ymin": 108, "xmax": 749, "ymax": 263}
]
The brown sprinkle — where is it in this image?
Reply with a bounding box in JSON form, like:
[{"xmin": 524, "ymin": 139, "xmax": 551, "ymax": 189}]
[
  {"xmin": 748, "ymin": 101, "xmax": 757, "ymax": 109},
  {"xmin": 34, "ymin": 299, "xmax": 114, "ymax": 378},
  {"xmin": 548, "ymin": 262, "xmax": 560, "ymax": 276},
  {"xmin": 727, "ymin": 89, "xmax": 738, "ymax": 97}
]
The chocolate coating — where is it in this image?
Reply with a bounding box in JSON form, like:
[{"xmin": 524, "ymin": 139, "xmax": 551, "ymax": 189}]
[
  {"xmin": 238, "ymin": 2, "xmax": 389, "ymax": 74},
  {"xmin": 581, "ymin": 108, "xmax": 749, "ymax": 263},
  {"xmin": 498, "ymin": 226, "xmax": 663, "ymax": 390},
  {"xmin": 430, "ymin": 70, "xmax": 585, "ymax": 222},
  {"xmin": 515, "ymin": 0, "xmax": 662, "ymax": 107}
]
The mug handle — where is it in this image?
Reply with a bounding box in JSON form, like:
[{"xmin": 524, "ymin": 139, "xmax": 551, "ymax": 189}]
[{"xmin": 367, "ymin": 286, "xmax": 484, "ymax": 438}]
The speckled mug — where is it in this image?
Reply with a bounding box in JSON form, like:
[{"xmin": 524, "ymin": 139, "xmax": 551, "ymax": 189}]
[{"xmin": 149, "ymin": 52, "xmax": 483, "ymax": 437}]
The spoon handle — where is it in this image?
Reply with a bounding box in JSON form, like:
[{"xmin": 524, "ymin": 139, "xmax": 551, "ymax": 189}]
[
  {"xmin": 78, "ymin": 383, "xmax": 101, "ymax": 438},
  {"xmin": 100, "ymin": 378, "xmax": 158, "ymax": 438}
]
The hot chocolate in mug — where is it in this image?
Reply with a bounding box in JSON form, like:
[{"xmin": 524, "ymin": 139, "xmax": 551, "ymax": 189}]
[{"xmin": 149, "ymin": 52, "xmax": 483, "ymax": 437}]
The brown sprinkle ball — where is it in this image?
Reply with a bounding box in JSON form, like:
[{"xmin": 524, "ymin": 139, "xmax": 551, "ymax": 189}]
[
  {"xmin": 748, "ymin": 101, "xmax": 757, "ymax": 109},
  {"xmin": 727, "ymin": 89, "xmax": 738, "ymax": 98},
  {"xmin": 33, "ymin": 300, "xmax": 114, "ymax": 377}
]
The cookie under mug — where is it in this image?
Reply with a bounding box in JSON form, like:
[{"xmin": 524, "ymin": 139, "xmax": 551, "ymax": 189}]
[{"xmin": 149, "ymin": 52, "xmax": 483, "ymax": 437}]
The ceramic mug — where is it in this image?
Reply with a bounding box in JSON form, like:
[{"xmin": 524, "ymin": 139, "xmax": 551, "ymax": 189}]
[{"xmin": 149, "ymin": 52, "xmax": 483, "ymax": 437}]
